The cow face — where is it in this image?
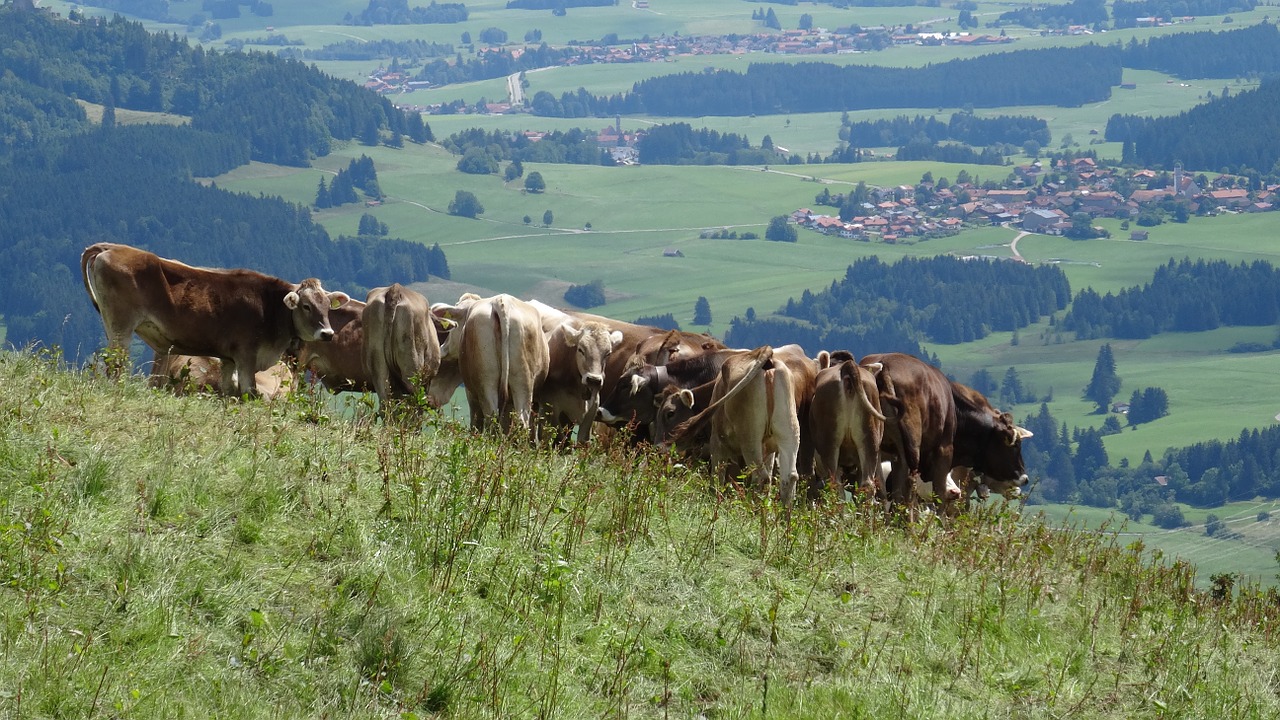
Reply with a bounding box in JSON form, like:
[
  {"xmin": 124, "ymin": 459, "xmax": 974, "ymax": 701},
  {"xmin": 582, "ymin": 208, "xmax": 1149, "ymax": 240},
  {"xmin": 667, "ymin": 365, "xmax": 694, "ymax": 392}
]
[
  {"xmin": 284, "ymin": 279, "xmax": 349, "ymax": 342},
  {"xmin": 653, "ymin": 386, "xmax": 697, "ymax": 444},
  {"xmin": 599, "ymin": 360, "xmax": 661, "ymax": 426},
  {"xmin": 973, "ymin": 412, "xmax": 1033, "ymax": 487},
  {"xmin": 563, "ymin": 322, "xmax": 624, "ymax": 399}
]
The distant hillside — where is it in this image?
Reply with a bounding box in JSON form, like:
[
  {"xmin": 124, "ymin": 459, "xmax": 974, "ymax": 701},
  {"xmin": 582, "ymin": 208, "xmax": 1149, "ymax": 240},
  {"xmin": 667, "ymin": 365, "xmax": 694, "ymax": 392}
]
[
  {"xmin": 0, "ymin": 6, "xmax": 444, "ymax": 362},
  {"xmin": 3, "ymin": 349, "xmax": 1280, "ymax": 717}
]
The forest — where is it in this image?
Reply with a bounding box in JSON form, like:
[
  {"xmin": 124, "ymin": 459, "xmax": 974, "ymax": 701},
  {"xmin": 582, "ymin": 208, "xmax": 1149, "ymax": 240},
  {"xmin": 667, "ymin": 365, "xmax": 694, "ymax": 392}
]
[
  {"xmin": 0, "ymin": 8, "xmax": 449, "ymax": 363},
  {"xmin": 347, "ymin": 0, "xmax": 469, "ymax": 25},
  {"xmin": 841, "ymin": 113, "xmax": 1051, "ymax": 149},
  {"xmin": 1111, "ymin": 0, "xmax": 1255, "ymax": 26},
  {"xmin": 1107, "ymin": 80, "xmax": 1280, "ymax": 173},
  {"xmin": 1063, "ymin": 258, "xmax": 1280, "ymax": 339},
  {"xmin": 724, "ymin": 255, "xmax": 1071, "ymax": 355},
  {"xmin": 548, "ymin": 45, "xmax": 1123, "ymax": 117}
]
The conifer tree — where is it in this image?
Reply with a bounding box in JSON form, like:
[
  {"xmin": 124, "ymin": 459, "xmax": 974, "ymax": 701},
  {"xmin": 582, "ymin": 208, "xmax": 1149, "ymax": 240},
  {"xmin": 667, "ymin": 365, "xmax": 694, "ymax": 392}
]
[{"xmin": 1084, "ymin": 343, "xmax": 1121, "ymax": 412}]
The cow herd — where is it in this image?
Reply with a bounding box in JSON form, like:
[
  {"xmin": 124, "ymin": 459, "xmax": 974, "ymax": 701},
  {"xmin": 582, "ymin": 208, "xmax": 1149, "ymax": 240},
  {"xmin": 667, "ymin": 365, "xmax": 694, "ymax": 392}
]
[{"xmin": 80, "ymin": 242, "xmax": 1032, "ymax": 513}]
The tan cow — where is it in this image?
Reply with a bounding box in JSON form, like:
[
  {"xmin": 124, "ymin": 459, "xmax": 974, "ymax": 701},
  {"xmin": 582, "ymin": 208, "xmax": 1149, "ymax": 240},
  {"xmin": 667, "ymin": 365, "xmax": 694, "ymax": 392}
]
[
  {"xmin": 809, "ymin": 354, "xmax": 887, "ymax": 502},
  {"xmin": 361, "ymin": 284, "xmax": 441, "ymax": 408},
  {"xmin": 669, "ymin": 345, "xmax": 816, "ymax": 504},
  {"xmin": 537, "ymin": 320, "xmax": 624, "ymax": 443},
  {"xmin": 149, "ymin": 353, "xmax": 294, "ymax": 400},
  {"xmin": 81, "ymin": 242, "xmax": 348, "ymax": 397},
  {"xmin": 429, "ymin": 293, "xmax": 549, "ymax": 431}
]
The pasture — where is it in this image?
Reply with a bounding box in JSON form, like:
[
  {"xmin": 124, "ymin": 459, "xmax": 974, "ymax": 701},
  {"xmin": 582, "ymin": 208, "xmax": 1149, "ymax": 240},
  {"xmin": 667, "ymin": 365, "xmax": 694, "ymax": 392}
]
[{"xmin": 5, "ymin": 350, "xmax": 1280, "ymax": 717}]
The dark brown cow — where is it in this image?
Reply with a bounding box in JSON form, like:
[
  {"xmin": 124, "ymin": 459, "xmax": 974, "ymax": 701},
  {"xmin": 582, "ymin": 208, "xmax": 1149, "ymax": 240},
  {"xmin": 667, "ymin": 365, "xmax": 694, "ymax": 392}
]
[
  {"xmin": 860, "ymin": 352, "xmax": 1031, "ymax": 507},
  {"xmin": 599, "ymin": 346, "xmax": 746, "ymax": 433},
  {"xmin": 362, "ymin": 284, "xmax": 441, "ymax": 408},
  {"xmin": 809, "ymin": 357, "xmax": 887, "ymax": 501},
  {"xmin": 294, "ymin": 299, "xmax": 370, "ymax": 393},
  {"xmin": 81, "ymin": 242, "xmax": 348, "ymax": 397}
]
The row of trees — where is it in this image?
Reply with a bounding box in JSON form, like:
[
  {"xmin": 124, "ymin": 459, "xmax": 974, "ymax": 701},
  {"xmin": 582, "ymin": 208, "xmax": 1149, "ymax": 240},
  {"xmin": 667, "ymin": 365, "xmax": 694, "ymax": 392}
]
[
  {"xmin": 840, "ymin": 112, "xmax": 1051, "ymax": 149},
  {"xmin": 536, "ymin": 45, "xmax": 1122, "ymax": 118},
  {"xmin": 347, "ymin": 0, "xmax": 469, "ymax": 25},
  {"xmin": 442, "ymin": 127, "xmax": 608, "ymax": 168},
  {"xmin": 1106, "ymin": 77, "xmax": 1280, "ymax": 175},
  {"xmin": 1064, "ymin": 259, "xmax": 1280, "ymax": 340},
  {"xmin": 724, "ymin": 255, "xmax": 1070, "ymax": 356}
]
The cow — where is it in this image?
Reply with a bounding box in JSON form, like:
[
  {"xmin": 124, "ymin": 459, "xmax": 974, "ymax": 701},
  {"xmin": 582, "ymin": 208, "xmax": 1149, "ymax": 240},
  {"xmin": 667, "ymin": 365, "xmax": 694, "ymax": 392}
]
[
  {"xmin": 652, "ymin": 378, "xmax": 717, "ymax": 457},
  {"xmin": 668, "ymin": 345, "xmax": 817, "ymax": 504},
  {"xmin": 149, "ymin": 353, "xmax": 295, "ymax": 401},
  {"xmin": 81, "ymin": 242, "xmax": 348, "ymax": 397},
  {"xmin": 950, "ymin": 380, "xmax": 1033, "ymax": 494},
  {"xmin": 429, "ymin": 293, "xmax": 549, "ymax": 431},
  {"xmin": 293, "ymin": 298, "xmax": 371, "ymax": 394},
  {"xmin": 536, "ymin": 319, "xmax": 624, "ymax": 444},
  {"xmin": 361, "ymin": 284, "xmax": 441, "ymax": 408},
  {"xmin": 869, "ymin": 462, "xmax": 962, "ymax": 506},
  {"xmin": 860, "ymin": 352, "xmax": 1031, "ymax": 510},
  {"xmin": 808, "ymin": 355, "xmax": 888, "ymax": 502}
]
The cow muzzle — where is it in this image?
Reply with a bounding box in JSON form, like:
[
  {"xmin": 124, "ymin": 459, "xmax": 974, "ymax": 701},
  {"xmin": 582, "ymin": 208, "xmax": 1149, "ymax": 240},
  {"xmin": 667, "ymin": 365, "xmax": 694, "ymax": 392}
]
[{"xmin": 317, "ymin": 327, "xmax": 335, "ymax": 342}]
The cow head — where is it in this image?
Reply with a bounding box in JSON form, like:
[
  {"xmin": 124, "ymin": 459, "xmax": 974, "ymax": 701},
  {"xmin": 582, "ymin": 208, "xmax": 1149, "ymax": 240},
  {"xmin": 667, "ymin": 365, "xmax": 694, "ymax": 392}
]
[
  {"xmin": 599, "ymin": 361, "xmax": 667, "ymax": 426},
  {"xmin": 653, "ymin": 385, "xmax": 698, "ymax": 444},
  {"xmin": 284, "ymin": 279, "xmax": 349, "ymax": 342},
  {"xmin": 972, "ymin": 411, "xmax": 1033, "ymax": 488},
  {"xmin": 562, "ymin": 321, "xmax": 624, "ymax": 398}
]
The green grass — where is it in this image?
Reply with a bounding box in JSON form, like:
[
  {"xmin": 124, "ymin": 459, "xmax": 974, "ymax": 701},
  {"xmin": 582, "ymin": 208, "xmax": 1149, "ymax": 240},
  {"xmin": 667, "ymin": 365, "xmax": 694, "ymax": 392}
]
[{"xmin": 6, "ymin": 350, "xmax": 1280, "ymax": 718}]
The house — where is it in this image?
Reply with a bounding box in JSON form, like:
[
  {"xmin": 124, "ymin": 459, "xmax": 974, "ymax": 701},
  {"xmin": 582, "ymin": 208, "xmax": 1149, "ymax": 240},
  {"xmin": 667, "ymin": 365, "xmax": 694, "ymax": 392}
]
[
  {"xmin": 662, "ymin": 248, "xmax": 683, "ymax": 257},
  {"xmin": 1130, "ymin": 230, "xmax": 1149, "ymax": 240},
  {"xmin": 1022, "ymin": 208, "xmax": 1062, "ymax": 232}
]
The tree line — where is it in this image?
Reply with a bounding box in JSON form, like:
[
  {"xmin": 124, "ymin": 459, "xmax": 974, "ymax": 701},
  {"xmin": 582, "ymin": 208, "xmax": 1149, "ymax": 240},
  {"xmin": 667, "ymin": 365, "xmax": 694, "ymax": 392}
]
[
  {"xmin": 1063, "ymin": 258, "xmax": 1280, "ymax": 340},
  {"xmin": 533, "ymin": 45, "xmax": 1122, "ymax": 118},
  {"xmin": 724, "ymin": 255, "xmax": 1071, "ymax": 356},
  {"xmin": 346, "ymin": 0, "xmax": 469, "ymax": 25},
  {"xmin": 1118, "ymin": 22, "xmax": 1280, "ymax": 79},
  {"xmin": 1112, "ymin": 0, "xmax": 1255, "ymax": 27},
  {"xmin": 1107, "ymin": 77, "xmax": 1280, "ymax": 174},
  {"xmin": 841, "ymin": 113, "xmax": 1051, "ymax": 149},
  {"xmin": 288, "ymin": 38, "xmax": 455, "ymax": 63}
]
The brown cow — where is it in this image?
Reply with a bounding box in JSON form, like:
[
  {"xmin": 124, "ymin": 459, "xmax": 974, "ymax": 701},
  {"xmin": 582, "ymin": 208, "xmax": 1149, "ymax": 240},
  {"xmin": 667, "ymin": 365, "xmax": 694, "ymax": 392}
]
[
  {"xmin": 362, "ymin": 284, "xmax": 441, "ymax": 408},
  {"xmin": 429, "ymin": 293, "xmax": 549, "ymax": 431},
  {"xmin": 81, "ymin": 242, "xmax": 348, "ymax": 397},
  {"xmin": 149, "ymin": 353, "xmax": 294, "ymax": 400},
  {"xmin": 860, "ymin": 352, "xmax": 1031, "ymax": 508},
  {"xmin": 809, "ymin": 356, "xmax": 887, "ymax": 502},
  {"xmin": 294, "ymin": 299, "xmax": 371, "ymax": 393},
  {"xmin": 599, "ymin": 346, "xmax": 747, "ymax": 434}
]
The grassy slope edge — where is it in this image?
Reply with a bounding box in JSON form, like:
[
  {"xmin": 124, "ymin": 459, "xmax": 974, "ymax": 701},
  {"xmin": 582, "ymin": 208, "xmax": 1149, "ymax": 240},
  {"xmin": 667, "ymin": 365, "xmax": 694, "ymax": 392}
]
[{"xmin": 2, "ymin": 349, "xmax": 1279, "ymax": 719}]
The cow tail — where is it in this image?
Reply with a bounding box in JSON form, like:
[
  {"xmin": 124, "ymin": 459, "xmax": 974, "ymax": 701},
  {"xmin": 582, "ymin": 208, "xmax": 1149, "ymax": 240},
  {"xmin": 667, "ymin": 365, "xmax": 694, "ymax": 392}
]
[
  {"xmin": 80, "ymin": 243, "xmax": 110, "ymax": 313},
  {"xmin": 495, "ymin": 296, "xmax": 510, "ymax": 412},
  {"xmin": 843, "ymin": 361, "xmax": 886, "ymax": 422},
  {"xmin": 669, "ymin": 345, "xmax": 772, "ymax": 448}
]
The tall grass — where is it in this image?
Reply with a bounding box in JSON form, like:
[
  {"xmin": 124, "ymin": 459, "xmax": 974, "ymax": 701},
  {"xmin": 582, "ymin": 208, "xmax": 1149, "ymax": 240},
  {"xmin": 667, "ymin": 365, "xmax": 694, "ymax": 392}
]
[{"xmin": 3, "ymin": 347, "xmax": 1280, "ymax": 717}]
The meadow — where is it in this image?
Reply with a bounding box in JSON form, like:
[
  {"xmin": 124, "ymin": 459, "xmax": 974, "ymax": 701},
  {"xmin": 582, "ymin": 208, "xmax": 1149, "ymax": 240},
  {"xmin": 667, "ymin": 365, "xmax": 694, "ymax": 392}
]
[
  {"xmin": 5, "ymin": 350, "xmax": 1280, "ymax": 718},
  {"xmin": 49, "ymin": 0, "xmax": 1280, "ymax": 598}
]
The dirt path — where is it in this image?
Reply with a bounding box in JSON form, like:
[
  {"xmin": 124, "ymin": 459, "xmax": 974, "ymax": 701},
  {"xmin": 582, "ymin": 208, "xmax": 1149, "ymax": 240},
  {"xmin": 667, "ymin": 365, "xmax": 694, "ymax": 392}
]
[{"xmin": 1009, "ymin": 230, "xmax": 1029, "ymax": 262}]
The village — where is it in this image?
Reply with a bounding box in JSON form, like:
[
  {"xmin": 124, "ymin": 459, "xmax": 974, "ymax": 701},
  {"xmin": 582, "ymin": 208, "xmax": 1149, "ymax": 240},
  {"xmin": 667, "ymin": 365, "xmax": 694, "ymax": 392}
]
[{"xmin": 789, "ymin": 156, "xmax": 1279, "ymax": 245}]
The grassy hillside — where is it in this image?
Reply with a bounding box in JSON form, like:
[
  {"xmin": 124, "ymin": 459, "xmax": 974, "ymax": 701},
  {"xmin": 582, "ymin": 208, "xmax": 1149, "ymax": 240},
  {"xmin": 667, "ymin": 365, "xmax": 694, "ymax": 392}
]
[{"xmin": 4, "ymin": 349, "xmax": 1280, "ymax": 718}]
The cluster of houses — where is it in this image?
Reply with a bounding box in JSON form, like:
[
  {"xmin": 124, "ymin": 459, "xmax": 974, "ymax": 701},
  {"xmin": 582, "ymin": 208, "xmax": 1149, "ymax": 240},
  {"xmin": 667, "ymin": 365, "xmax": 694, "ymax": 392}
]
[
  {"xmin": 791, "ymin": 157, "xmax": 1279, "ymax": 243},
  {"xmin": 364, "ymin": 26, "xmax": 1012, "ymax": 100}
]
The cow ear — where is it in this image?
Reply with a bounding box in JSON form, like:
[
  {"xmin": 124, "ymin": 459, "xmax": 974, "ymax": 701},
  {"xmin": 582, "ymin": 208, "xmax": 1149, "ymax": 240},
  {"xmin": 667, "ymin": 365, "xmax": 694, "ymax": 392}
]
[
  {"xmin": 284, "ymin": 291, "xmax": 300, "ymax": 309},
  {"xmin": 1015, "ymin": 426, "xmax": 1034, "ymax": 439},
  {"xmin": 817, "ymin": 350, "xmax": 831, "ymax": 369},
  {"xmin": 629, "ymin": 374, "xmax": 648, "ymax": 396},
  {"xmin": 864, "ymin": 361, "xmax": 883, "ymax": 375},
  {"xmin": 329, "ymin": 292, "xmax": 350, "ymax": 309},
  {"xmin": 678, "ymin": 388, "xmax": 695, "ymax": 409},
  {"xmin": 562, "ymin": 323, "xmax": 583, "ymax": 347},
  {"xmin": 609, "ymin": 330, "xmax": 624, "ymax": 349}
]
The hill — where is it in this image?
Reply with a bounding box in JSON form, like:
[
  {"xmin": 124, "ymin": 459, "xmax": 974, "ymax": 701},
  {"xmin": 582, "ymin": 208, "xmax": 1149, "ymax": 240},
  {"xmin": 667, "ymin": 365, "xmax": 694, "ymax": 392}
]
[{"xmin": 3, "ymin": 350, "xmax": 1280, "ymax": 718}]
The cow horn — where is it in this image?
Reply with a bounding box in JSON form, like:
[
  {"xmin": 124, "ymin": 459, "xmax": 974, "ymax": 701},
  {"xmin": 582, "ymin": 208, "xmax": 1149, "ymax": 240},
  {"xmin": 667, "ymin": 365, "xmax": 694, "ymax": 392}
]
[
  {"xmin": 562, "ymin": 323, "xmax": 584, "ymax": 347},
  {"xmin": 630, "ymin": 374, "xmax": 648, "ymax": 396},
  {"xmin": 1015, "ymin": 426, "xmax": 1034, "ymax": 440}
]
